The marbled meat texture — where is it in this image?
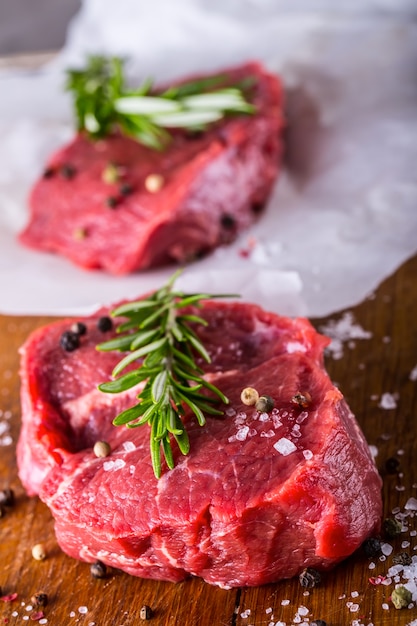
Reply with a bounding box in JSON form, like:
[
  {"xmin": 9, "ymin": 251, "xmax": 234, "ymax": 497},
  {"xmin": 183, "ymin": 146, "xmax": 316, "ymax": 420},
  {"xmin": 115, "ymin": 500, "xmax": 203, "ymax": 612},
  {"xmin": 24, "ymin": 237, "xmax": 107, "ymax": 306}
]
[
  {"xmin": 17, "ymin": 300, "xmax": 382, "ymax": 588},
  {"xmin": 19, "ymin": 62, "xmax": 284, "ymax": 274}
]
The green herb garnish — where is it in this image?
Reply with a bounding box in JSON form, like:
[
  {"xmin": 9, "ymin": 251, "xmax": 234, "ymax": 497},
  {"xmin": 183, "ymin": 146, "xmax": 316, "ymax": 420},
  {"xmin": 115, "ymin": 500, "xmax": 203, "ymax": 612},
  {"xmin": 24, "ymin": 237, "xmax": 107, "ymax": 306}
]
[
  {"xmin": 97, "ymin": 271, "xmax": 232, "ymax": 478},
  {"xmin": 66, "ymin": 56, "xmax": 255, "ymax": 150}
]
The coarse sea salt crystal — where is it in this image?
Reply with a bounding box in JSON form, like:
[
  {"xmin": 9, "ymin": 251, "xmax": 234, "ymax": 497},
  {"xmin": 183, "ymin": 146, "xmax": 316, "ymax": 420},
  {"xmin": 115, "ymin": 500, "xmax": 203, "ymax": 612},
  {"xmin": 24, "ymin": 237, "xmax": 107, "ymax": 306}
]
[
  {"xmin": 296, "ymin": 411, "xmax": 309, "ymax": 424},
  {"xmin": 236, "ymin": 426, "xmax": 250, "ymax": 441},
  {"xmin": 261, "ymin": 430, "xmax": 275, "ymax": 438},
  {"xmin": 122, "ymin": 441, "xmax": 135, "ymax": 452},
  {"xmin": 240, "ymin": 609, "xmax": 251, "ymax": 618},
  {"xmin": 410, "ymin": 365, "xmax": 417, "ymax": 381},
  {"xmin": 272, "ymin": 415, "xmax": 282, "ymax": 429},
  {"xmin": 274, "ymin": 438, "xmax": 297, "ymax": 456},
  {"xmin": 405, "ymin": 497, "xmax": 417, "ymax": 511},
  {"xmin": 259, "ymin": 412, "xmax": 270, "ymax": 422},
  {"xmin": 381, "ymin": 542, "xmax": 393, "ymax": 556},
  {"xmin": 286, "ymin": 341, "xmax": 307, "ymax": 354},
  {"xmin": 303, "ymin": 449, "xmax": 313, "ymax": 460},
  {"xmin": 281, "ymin": 599, "xmax": 290, "ymax": 606},
  {"xmin": 78, "ymin": 606, "xmax": 88, "ymax": 614},
  {"xmin": 319, "ymin": 312, "xmax": 372, "ymax": 360},
  {"xmin": 103, "ymin": 459, "xmax": 126, "ymax": 472},
  {"xmin": 378, "ymin": 392, "xmax": 397, "ymax": 410},
  {"xmin": 369, "ymin": 445, "xmax": 378, "ymax": 458},
  {"xmin": 297, "ymin": 606, "xmax": 309, "ymax": 616}
]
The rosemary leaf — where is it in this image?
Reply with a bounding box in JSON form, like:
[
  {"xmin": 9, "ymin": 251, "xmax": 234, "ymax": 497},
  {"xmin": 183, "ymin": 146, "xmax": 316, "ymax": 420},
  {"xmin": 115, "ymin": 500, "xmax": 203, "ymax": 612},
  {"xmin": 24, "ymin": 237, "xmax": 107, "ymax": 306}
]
[
  {"xmin": 66, "ymin": 56, "xmax": 255, "ymax": 149},
  {"xmin": 97, "ymin": 270, "xmax": 235, "ymax": 478}
]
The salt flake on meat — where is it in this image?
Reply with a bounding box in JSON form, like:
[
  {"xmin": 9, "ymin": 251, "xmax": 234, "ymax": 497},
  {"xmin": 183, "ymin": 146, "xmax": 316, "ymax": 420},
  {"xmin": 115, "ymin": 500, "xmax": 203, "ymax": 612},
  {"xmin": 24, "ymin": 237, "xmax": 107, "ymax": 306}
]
[
  {"xmin": 236, "ymin": 426, "xmax": 250, "ymax": 441},
  {"xmin": 274, "ymin": 437, "xmax": 297, "ymax": 456},
  {"xmin": 103, "ymin": 459, "xmax": 126, "ymax": 472},
  {"xmin": 122, "ymin": 441, "xmax": 136, "ymax": 452}
]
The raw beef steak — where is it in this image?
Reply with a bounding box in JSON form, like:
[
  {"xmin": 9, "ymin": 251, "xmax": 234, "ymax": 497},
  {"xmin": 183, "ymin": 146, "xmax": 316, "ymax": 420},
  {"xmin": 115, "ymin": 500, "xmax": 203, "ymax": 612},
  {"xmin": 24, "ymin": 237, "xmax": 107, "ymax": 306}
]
[
  {"xmin": 17, "ymin": 300, "xmax": 382, "ymax": 588},
  {"xmin": 19, "ymin": 62, "xmax": 284, "ymax": 274}
]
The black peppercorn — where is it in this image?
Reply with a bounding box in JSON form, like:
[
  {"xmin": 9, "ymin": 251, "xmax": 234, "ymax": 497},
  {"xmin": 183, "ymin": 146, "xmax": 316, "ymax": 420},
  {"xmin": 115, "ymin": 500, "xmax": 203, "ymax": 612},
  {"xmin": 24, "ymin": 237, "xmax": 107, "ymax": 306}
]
[
  {"xmin": 105, "ymin": 195, "xmax": 118, "ymax": 208},
  {"xmin": 97, "ymin": 316, "xmax": 113, "ymax": 332},
  {"xmin": 90, "ymin": 560, "xmax": 108, "ymax": 579},
  {"xmin": 42, "ymin": 167, "xmax": 55, "ymax": 179},
  {"xmin": 140, "ymin": 605, "xmax": 153, "ymax": 620},
  {"xmin": 392, "ymin": 552, "xmax": 412, "ymax": 566},
  {"xmin": 251, "ymin": 201, "xmax": 264, "ymax": 215},
  {"xmin": 385, "ymin": 457, "xmax": 400, "ymax": 474},
  {"xmin": 255, "ymin": 395, "xmax": 274, "ymax": 413},
  {"xmin": 60, "ymin": 330, "xmax": 80, "ymax": 352},
  {"xmin": 0, "ymin": 488, "xmax": 15, "ymax": 507},
  {"xmin": 299, "ymin": 567, "xmax": 321, "ymax": 588},
  {"xmin": 220, "ymin": 214, "xmax": 236, "ymax": 230},
  {"xmin": 383, "ymin": 517, "xmax": 402, "ymax": 539},
  {"xmin": 31, "ymin": 592, "xmax": 48, "ymax": 607},
  {"xmin": 60, "ymin": 164, "xmax": 76, "ymax": 179},
  {"xmin": 362, "ymin": 537, "xmax": 382, "ymax": 558},
  {"xmin": 71, "ymin": 322, "xmax": 87, "ymax": 336},
  {"xmin": 119, "ymin": 183, "xmax": 133, "ymax": 196}
]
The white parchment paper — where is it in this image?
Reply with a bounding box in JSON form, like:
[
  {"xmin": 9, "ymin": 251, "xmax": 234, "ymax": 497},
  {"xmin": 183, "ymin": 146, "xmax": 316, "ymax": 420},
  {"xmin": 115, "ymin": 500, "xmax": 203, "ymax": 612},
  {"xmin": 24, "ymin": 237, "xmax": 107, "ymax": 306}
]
[{"xmin": 0, "ymin": 0, "xmax": 416, "ymax": 317}]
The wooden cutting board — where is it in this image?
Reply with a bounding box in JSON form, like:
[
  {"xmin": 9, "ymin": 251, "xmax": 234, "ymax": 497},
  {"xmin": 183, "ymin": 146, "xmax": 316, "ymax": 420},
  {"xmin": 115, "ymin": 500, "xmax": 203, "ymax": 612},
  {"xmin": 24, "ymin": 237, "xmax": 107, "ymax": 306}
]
[{"xmin": 1, "ymin": 253, "xmax": 416, "ymax": 626}]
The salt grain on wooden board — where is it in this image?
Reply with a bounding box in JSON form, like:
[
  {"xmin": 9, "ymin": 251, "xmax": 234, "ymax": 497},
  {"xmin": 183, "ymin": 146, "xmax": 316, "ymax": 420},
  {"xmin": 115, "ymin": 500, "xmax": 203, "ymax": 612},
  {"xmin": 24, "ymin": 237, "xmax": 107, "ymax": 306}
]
[
  {"xmin": 382, "ymin": 542, "xmax": 394, "ymax": 555},
  {"xmin": 319, "ymin": 312, "xmax": 372, "ymax": 359},
  {"xmin": 0, "ymin": 415, "xmax": 12, "ymax": 446},
  {"xmin": 405, "ymin": 497, "xmax": 417, "ymax": 511},
  {"xmin": 410, "ymin": 365, "xmax": 417, "ymax": 381},
  {"xmin": 378, "ymin": 392, "xmax": 398, "ymax": 410}
]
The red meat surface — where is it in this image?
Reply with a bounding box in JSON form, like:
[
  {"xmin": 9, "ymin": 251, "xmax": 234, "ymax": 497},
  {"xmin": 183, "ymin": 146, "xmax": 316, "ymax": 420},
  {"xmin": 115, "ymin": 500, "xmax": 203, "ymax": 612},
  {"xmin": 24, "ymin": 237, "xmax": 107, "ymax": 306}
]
[
  {"xmin": 17, "ymin": 300, "xmax": 382, "ymax": 588},
  {"xmin": 19, "ymin": 62, "xmax": 284, "ymax": 274}
]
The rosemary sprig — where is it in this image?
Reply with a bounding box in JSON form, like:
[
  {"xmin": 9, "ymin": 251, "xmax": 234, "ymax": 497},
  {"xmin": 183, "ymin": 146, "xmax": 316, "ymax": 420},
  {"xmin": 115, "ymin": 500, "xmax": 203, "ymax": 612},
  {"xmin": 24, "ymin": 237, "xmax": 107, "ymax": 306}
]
[
  {"xmin": 97, "ymin": 271, "xmax": 232, "ymax": 478},
  {"xmin": 66, "ymin": 55, "xmax": 255, "ymax": 149}
]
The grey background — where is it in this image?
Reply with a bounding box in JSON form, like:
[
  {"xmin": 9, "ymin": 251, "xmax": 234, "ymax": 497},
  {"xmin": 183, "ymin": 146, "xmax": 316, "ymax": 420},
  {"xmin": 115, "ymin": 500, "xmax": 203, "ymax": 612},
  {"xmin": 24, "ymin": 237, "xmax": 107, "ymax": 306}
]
[{"xmin": 0, "ymin": 0, "xmax": 80, "ymax": 55}]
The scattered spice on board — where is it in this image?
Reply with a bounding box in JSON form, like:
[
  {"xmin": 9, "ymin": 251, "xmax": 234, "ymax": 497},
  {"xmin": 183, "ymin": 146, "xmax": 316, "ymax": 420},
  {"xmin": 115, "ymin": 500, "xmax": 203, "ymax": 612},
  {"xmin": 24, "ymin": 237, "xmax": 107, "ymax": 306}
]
[
  {"xmin": 140, "ymin": 605, "xmax": 153, "ymax": 620},
  {"xmin": 319, "ymin": 311, "xmax": 372, "ymax": 360}
]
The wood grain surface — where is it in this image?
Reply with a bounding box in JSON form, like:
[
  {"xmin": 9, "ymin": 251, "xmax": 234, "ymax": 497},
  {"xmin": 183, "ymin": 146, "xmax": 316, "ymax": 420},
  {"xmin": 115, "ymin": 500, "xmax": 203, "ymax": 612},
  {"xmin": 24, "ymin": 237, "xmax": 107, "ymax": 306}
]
[{"xmin": 1, "ymin": 254, "xmax": 416, "ymax": 626}]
